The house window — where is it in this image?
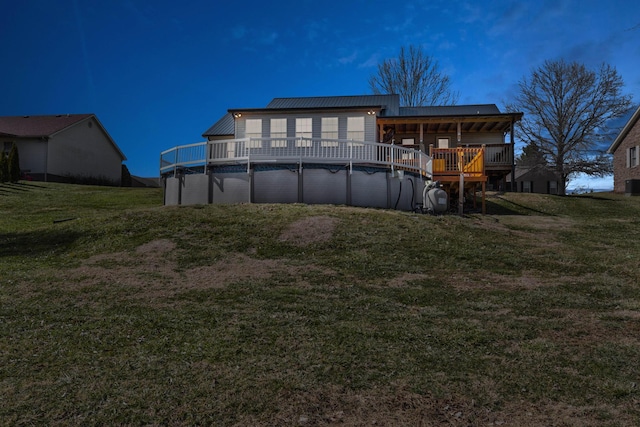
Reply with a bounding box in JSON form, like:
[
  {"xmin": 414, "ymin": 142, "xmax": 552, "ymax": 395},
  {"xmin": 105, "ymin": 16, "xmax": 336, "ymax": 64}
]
[
  {"xmin": 402, "ymin": 138, "xmax": 415, "ymax": 146},
  {"xmin": 347, "ymin": 116, "xmax": 365, "ymax": 142},
  {"xmin": 321, "ymin": 117, "xmax": 338, "ymax": 147},
  {"xmin": 245, "ymin": 119, "xmax": 262, "ymax": 148},
  {"xmin": 3, "ymin": 141, "xmax": 13, "ymax": 153},
  {"xmin": 629, "ymin": 146, "xmax": 638, "ymax": 168},
  {"xmin": 549, "ymin": 181, "xmax": 558, "ymax": 195},
  {"xmin": 437, "ymin": 137, "xmax": 450, "ymax": 149},
  {"xmin": 270, "ymin": 118, "xmax": 287, "ymax": 148},
  {"xmin": 296, "ymin": 118, "xmax": 312, "ymax": 147},
  {"xmin": 522, "ymin": 181, "xmax": 532, "ymax": 193}
]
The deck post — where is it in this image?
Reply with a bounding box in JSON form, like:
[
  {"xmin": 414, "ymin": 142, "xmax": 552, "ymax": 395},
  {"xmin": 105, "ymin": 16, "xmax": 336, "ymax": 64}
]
[
  {"xmin": 482, "ymin": 181, "xmax": 486, "ymax": 214},
  {"xmin": 458, "ymin": 173, "xmax": 464, "ymax": 215},
  {"xmin": 510, "ymin": 119, "xmax": 516, "ymax": 192}
]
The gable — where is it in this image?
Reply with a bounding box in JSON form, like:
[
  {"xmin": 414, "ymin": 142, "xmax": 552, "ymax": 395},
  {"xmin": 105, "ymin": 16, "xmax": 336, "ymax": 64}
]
[{"xmin": 608, "ymin": 105, "xmax": 640, "ymax": 154}]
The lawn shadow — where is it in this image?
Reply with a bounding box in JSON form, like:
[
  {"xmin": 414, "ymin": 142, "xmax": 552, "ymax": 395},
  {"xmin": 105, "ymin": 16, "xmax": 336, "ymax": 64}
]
[
  {"xmin": 484, "ymin": 194, "xmax": 555, "ymax": 216},
  {"xmin": 0, "ymin": 229, "xmax": 82, "ymax": 258},
  {"xmin": 0, "ymin": 182, "xmax": 48, "ymax": 195}
]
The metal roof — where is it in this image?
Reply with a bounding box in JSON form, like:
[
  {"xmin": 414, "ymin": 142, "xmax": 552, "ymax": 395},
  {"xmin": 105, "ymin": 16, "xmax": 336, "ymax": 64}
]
[
  {"xmin": 398, "ymin": 104, "xmax": 501, "ymax": 117},
  {"xmin": 265, "ymin": 94, "xmax": 400, "ymax": 115},
  {"xmin": 202, "ymin": 113, "xmax": 234, "ymax": 137}
]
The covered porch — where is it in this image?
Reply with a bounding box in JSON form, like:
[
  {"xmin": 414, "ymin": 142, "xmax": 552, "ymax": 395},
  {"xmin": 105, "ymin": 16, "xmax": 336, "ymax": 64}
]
[{"xmin": 376, "ymin": 109, "xmax": 523, "ymax": 213}]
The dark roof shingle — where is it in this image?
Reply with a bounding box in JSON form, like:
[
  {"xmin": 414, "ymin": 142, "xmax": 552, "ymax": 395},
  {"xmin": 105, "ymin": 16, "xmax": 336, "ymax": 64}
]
[{"xmin": 0, "ymin": 114, "xmax": 94, "ymax": 137}]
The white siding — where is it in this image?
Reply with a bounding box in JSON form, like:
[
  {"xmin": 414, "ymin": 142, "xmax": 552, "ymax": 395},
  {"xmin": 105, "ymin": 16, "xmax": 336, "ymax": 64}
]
[{"xmin": 47, "ymin": 117, "xmax": 123, "ymax": 184}]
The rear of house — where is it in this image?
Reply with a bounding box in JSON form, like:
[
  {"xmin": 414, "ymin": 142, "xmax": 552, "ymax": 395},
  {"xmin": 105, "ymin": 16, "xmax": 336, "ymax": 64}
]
[{"xmin": 163, "ymin": 94, "xmax": 523, "ymax": 212}]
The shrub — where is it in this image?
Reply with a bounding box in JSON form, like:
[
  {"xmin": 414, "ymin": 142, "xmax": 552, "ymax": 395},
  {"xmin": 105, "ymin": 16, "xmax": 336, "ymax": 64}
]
[
  {"xmin": 0, "ymin": 151, "xmax": 8, "ymax": 183},
  {"xmin": 8, "ymin": 143, "xmax": 20, "ymax": 182}
]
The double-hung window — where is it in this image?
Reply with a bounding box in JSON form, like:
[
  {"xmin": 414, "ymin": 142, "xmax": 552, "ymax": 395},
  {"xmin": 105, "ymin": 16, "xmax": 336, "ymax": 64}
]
[
  {"xmin": 295, "ymin": 118, "xmax": 312, "ymax": 147},
  {"xmin": 629, "ymin": 146, "xmax": 638, "ymax": 168},
  {"xmin": 270, "ymin": 118, "xmax": 287, "ymax": 148},
  {"xmin": 245, "ymin": 119, "xmax": 262, "ymax": 148},
  {"xmin": 321, "ymin": 117, "xmax": 338, "ymax": 147},
  {"xmin": 347, "ymin": 116, "xmax": 364, "ymax": 142}
]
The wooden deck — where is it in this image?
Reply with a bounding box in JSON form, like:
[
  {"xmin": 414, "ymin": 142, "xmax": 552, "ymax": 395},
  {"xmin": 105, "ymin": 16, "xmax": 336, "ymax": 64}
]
[{"xmin": 430, "ymin": 146, "xmax": 489, "ymax": 214}]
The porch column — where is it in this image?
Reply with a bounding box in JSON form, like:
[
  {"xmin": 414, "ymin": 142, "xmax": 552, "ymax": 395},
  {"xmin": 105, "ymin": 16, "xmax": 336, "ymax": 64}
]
[
  {"xmin": 482, "ymin": 181, "xmax": 486, "ymax": 214},
  {"xmin": 510, "ymin": 118, "xmax": 515, "ymax": 192},
  {"xmin": 419, "ymin": 123, "xmax": 425, "ymax": 152}
]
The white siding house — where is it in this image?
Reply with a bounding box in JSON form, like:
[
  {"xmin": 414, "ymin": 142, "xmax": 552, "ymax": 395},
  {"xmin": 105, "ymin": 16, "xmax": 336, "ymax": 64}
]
[{"xmin": 0, "ymin": 114, "xmax": 126, "ymax": 185}]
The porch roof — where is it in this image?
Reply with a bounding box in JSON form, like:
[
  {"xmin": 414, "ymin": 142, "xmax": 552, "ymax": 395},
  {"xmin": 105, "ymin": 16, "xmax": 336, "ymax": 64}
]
[{"xmin": 377, "ymin": 109, "xmax": 524, "ymax": 134}]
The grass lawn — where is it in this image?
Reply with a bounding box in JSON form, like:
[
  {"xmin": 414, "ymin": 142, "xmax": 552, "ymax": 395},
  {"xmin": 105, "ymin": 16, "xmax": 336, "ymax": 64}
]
[{"xmin": 1, "ymin": 182, "xmax": 639, "ymax": 425}]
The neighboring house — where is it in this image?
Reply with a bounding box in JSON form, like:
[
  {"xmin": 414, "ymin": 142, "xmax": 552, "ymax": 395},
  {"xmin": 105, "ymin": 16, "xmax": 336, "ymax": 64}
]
[
  {"xmin": 163, "ymin": 94, "xmax": 522, "ymax": 211},
  {"xmin": 607, "ymin": 105, "xmax": 640, "ymax": 194},
  {"xmin": 506, "ymin": 165, "xmax": 561, "ymax": 194},
  {"xmin": 0, "ymin": 114, "xmax": 126, "ymax": 185},
  {"xmin": 131, "ymin": 176, "xmax": 160, "ymax": 188}
]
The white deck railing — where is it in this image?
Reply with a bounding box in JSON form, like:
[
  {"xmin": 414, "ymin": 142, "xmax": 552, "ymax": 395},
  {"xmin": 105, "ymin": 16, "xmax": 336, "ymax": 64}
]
[{"xmin": 161, "ymin": 137, "xmax": 433, "ymax": 178}]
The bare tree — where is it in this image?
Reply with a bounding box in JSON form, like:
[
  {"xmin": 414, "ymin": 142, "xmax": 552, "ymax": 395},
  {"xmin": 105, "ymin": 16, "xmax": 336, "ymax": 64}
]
[
  {"xmin": 509, "ymin": 59, "xmax": 632, "ymax": 195},
  {"xmin": 369, "ymin": 45, "xmax": 459, "ymax": 106}
]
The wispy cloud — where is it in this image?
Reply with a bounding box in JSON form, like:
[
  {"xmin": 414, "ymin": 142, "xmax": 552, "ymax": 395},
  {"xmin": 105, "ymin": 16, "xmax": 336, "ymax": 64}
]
[
  {"xmin": 232, "ymin": 25, "xmax": 246, "ymax": 39},
  {"xmin": 338, "ymin": 51, "xmax": 358, "ymax": 65},
  {"xmin": 259, "ymin": 31, "xmax": 279, "ymax": 45},
  {"xmin": 358, "ymin": 53, "xmax": 380, "ymax": 68}
]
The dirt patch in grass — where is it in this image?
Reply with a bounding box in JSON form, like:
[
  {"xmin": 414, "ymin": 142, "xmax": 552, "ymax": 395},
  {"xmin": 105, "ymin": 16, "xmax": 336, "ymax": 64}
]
[
  {"xmin": 449, "ymin": 271, "xmax": 551, "ymax": 291},
  {"xmin": 235, "ymin": 383, "xmax": 634, "ymax": 426},
  {"xmin": 278, "ymin": 216, "xmax": 337, "ymax": 246},
  {"xmin": 61, "ymin": 239, "xmax": 335, "ymax": 306},
  {"xmin": 386, "ymin": 272, "xmax": 430, "ymax": 288}
]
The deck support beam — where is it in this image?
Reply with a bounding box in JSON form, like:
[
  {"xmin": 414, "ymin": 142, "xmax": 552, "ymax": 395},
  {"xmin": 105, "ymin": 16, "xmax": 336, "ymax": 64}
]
[{"xmin": 458, "ymin": 173, "xmax": 464, "ymax": 215}]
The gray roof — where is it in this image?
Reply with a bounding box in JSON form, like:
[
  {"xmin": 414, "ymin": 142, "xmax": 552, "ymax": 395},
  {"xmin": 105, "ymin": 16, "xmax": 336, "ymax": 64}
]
[
  {"xmin": 398, "ymin": 104, "xmax": 501, "ymax": 117},
  {"xmin": 202, "ymin": 113, "xmax": 234, "ymax": 137},
  {"xmin": 266, "ymin": 94, "xmax": 399, "ymax": 114},
  {"xmin": 0, "ymin": 114, "xmax": 94, "ymax": 137}
]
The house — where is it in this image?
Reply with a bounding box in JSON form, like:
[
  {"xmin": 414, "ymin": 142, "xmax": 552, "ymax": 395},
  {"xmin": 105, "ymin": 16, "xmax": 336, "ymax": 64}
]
[
  {"xmin": 607, "ymin": 105, "xmax": 640, "ymax": 194},
  {"xmin": 162, "ymin": 94, "xmax": 523, "ymax": 212},
  {"xmin": 0, "ymin": 114, "xmax": 126, "ymax": 185},
  {"xmin": 506, "ymin": 165, "xmax": 561, "ymax": 194}
]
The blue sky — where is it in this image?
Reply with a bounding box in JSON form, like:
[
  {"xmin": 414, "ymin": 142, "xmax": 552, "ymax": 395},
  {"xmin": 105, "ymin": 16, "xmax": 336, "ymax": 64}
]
[{"xmin": 2, "ymin": 1, "xmax": 639, "ymax": 189}]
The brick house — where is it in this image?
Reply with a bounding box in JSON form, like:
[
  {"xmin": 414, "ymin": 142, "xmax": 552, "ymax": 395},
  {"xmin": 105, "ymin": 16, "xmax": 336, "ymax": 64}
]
[{"xmin": 607, "ymin": 105, "xmax": 640, "ymax": 194}]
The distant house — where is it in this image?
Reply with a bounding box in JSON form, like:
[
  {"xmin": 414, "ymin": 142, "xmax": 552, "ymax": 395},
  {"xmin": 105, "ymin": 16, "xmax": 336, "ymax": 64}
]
[
  {"xmin": 506, "ymin": 165, "xmax": 561, "ymax": 194},
  {"xmin": 0, "ymin": 114, "xmax": 126, "ymax": 185},
  {"xmin": 607, "ymin": 105, "xmax": 640, "ymax": 194},
  {"xmin": 162, "ymin": 94, "xmax": 523, "ymax": 212}
]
